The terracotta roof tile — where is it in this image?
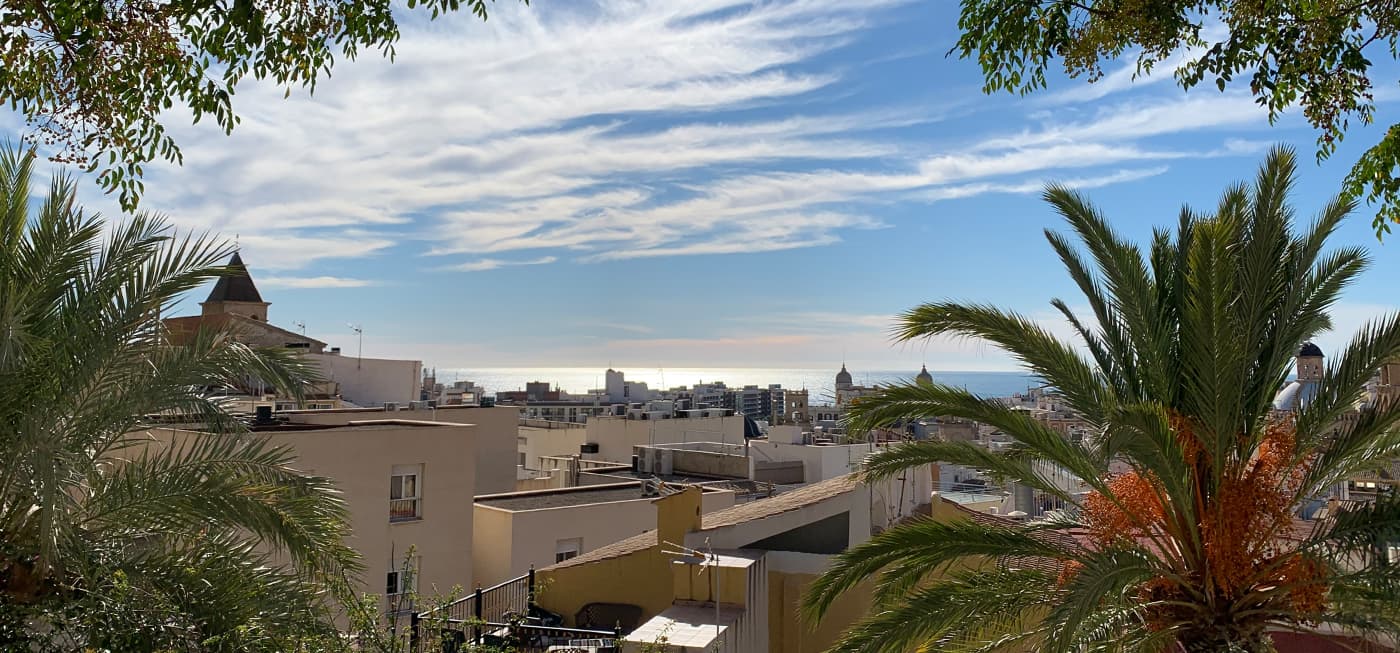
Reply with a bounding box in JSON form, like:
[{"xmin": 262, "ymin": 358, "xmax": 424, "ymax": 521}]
[
  {"xmin": 700, "ymin": 473, "xmax": 861, "ymax": 530},
  {"xmin": 945, "ymin": 500, "xmax": 1078, "ymax": 574}
]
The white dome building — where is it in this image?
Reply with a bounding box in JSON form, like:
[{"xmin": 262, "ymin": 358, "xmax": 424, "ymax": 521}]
[{"xmin": 1273, "ymin": 342, "xmax": 1324, "ymax": 412}]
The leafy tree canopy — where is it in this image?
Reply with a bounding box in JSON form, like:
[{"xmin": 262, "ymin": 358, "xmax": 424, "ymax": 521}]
[
  {"xmin": 0, "ymin": 0, "xmax": 512, "ymax": 210},
  {"xmin": 954, "ymin": 0, "xmax": 1400, "ymax": 236}
]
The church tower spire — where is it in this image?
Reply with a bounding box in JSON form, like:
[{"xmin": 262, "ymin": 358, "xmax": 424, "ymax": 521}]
[{"xmin": 201, "ymin": 252, "xmax": 271, "ymax": 321}]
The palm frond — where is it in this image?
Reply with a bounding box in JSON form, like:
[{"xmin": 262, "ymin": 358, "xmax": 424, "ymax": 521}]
[
  {"xmin": 801, "ymin": 515, "xmax": 1078, "ymax": 621},
  {"xmin": 847, "ymin": 382, "xmax": 1109, "ymax": 494},
  {"xmin": 822, "ymin": 568, "xmax": 1057, "ymax": 653}
]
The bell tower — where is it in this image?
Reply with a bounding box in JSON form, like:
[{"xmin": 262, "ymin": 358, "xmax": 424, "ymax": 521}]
[{"xmin": 201, "ymin": 252, "xmax": 271, "ymax": 321}]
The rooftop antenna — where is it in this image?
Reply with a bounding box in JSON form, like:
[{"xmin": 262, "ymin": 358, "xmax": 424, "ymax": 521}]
[
  {"xmin": 661, "ymin": 538, "xmax": 722, "ymax": 651},
  {"xmin": 347, "ymin": 323, "xmax": 363, "ymax": 370},
  {"xmin": 293, "ymin": 320, "xmax": 306, "ymax": 336}
]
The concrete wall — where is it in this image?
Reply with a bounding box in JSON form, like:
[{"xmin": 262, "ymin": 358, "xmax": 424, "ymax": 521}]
[
  {"xmin": 636, "ymin": 443, "xmax": 750, "ymax": 479},
  {"xmin": 473, "ymin": 486, "xmax": 736, "ymax": 587},
  {"xmin": 753, "ymin": 460, "xmax": 805, "ymax": 484},
  {"xmin": 471, "ymin": 503, "xmax": 516, "ymax": 589},
  {"xmin": 585, "ymin": 415, "xmax": 745, "ymax": 464},
  {"xmin": 675, "ymin": 449, "xmax": 749, "ymax": 478},
  {"xmin": 747, "ymin": 440, "xmax": 879, "ymax": 483},
  {"xmin": 150, "ymin": 423, "xmax": 475, "ymax": 614},
  {"xmin": 519, "ymin": 424, "xmax": 588, "ymax": 471},
  {"xmin": 306, "ymin": 352, "xmax": 422, "ymax": 406},
  {"xmin": 285, "ymin": 405, "xmax": 518, "ymax": 495}
]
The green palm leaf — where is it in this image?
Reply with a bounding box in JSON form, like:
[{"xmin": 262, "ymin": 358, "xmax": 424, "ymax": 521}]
[
  {"xmin": 0, "ymin": 144, "xmax": 357, "ymax": 648},
  {"xmin": 809, "ymin": 146, "xmax": 1400, "ymax": 653}
]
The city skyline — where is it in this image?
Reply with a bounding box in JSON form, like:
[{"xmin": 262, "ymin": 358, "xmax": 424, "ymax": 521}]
[{"xmin": 11, "ymin": 0, "xmax": 1400, "ymax": 370}]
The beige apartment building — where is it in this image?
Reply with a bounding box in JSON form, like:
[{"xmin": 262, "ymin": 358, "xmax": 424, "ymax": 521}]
[
  {"xmin": 286, "ymin": 404, "xmax": 519, "ymax": 495},
  {"xmin": 518, "ymin": 419, "xmax": 589, "ymax": 472},
  {"xmin": 472, "ymin": 482, "xmax": 736, "ymax": 586},
  {"xmin": 148, "ymin": 419, "xmax": 476, "ymax": 614}
]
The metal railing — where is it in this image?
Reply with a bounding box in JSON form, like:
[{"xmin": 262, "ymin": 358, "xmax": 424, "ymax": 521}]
[
  {"xmin": 412, "ymin": 569, "xmax": 622, "ymax": 652},
  {"xmin": 389, "ymin": 498, "xmax": 420, "ymax": 522}
]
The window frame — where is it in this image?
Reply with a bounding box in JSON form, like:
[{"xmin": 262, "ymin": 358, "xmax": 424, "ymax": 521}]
[
  {"xmin": 389, "ymin": 464, "xmax": 423, "ymax": 523},
  {"xmin": 555, "ymin": 537, "xmax": 582, "ymax": 563}
]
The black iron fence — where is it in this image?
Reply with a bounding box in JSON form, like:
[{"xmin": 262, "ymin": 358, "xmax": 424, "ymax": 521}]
[{"xmin": 411, "ymin": 568, "xmax": 621, "ymax": 652}]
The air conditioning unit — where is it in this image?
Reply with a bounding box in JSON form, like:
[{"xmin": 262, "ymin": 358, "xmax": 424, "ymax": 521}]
[
  {"xmin": 580, "ymin": 443, "xmax": 599, "ymax": 454},
  {"xmin": 383, "ymin": 402, "xmax": 400, "ymax": 411}
]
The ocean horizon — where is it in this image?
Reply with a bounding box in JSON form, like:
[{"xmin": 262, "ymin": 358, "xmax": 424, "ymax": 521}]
[{"xmin": 433, "ymin": 367, "xmax": 1044, "ymax": 403}]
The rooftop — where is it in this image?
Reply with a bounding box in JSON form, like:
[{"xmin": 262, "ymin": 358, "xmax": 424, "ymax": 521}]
[
  {"xmin": 476, "ymin": 482, "xmax": 722, "ymax": 511},
  {"xmin": 627, "ymin": 604, "xmax": 745, "ymax": 651},
  {"xmin": 249, "ymin": 419, "xmax": 448, "ymax": 432},
  {"xmin": 547, "ymin": 473, "xmax": 861, "ymax": 569}
]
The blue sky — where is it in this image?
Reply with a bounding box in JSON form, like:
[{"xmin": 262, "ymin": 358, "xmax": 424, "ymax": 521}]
[{"xmin": 11, "ymin": 0, "xmax": 1400, "ymax": 370}]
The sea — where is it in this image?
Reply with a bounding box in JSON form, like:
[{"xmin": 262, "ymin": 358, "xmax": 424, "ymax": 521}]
[{"xmin": 433, "ymin": 368, "xmax": 1043, "ymax": 402}]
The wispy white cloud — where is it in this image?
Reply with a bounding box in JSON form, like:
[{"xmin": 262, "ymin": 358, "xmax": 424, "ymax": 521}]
[
  {"xmin": 918, "ymin": 167, "xmax": 1169, "ymax": 201},
  {"xmin": 447, "ymin": 256, "xmax": 558, "ymax": 272},
  {"xmin": 572, "ymin": 320, "xmax": 656, "ymax": 335},
  {"xmin": 259, "ymin": 276, "xmax": 379, "ymax": 289},
  {"xmin": 50, "ymin": 0, "xmax": 1276, "ymax": 280}
]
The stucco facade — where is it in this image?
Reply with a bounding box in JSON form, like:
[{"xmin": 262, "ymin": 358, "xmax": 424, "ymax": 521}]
[
  {"xmin": 518, "ymin": 421, "xmax": 589, "ymax": 471},
  {"xmin": 148, "ymin": 420, "xmax": 476, "ymax": 615},
  {"xmin": 305, "ymin": 352, "xmax": 422, "ymax": 407},
  {"xmin": 284, "ymin": 404, "xmax": 518, "ymax": 495}
]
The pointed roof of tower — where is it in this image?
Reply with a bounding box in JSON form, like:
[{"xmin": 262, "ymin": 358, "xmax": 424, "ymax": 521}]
[
  {"xmin": 205, "ymin": 252, "xmax": 265, "ymax": 303},
  {"xmin": 836, "ymin": 363, "xmax": 852, "ymax": 385}
]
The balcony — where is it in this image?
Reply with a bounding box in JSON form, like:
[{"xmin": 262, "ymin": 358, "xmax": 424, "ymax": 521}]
[{"xmin": 390, "ymin": 498, "xmax": 421, "ymax": 522}]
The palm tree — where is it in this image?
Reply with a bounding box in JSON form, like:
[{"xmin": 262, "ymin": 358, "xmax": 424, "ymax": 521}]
[
  {"xmin": 0, "ymin": 145, "xmax": 360, "ymax": 650},
  {"xmin": 802, "ymin": 148, "xmax": 1400, "ymax": 653}
]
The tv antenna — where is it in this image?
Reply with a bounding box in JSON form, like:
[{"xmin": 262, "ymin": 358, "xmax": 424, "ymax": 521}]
[{"xmin": 347, "ymin": 323, "xmax": 363, "ymax": 369}]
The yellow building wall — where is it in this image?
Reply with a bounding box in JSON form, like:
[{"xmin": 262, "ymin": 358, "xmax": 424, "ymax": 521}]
[
  {"xmin": 537, "ymin": 487, "xmax": 703, "ymax": 626},
  {"xmin": 671, "ymin": 564, "xmax": 750, "ymax": 605},
  {"xmin": 767, "ymin": 571, "xmax": 873, "ymax": 653},
  {"xmin": 538, "ymin": 548, "xmax": 677, "ymax": 626}
]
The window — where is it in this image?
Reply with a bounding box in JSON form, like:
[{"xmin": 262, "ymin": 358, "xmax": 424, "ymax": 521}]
[
  {"xmin": 386, "ymin": 565, "xmax": 417, "ymax": 595},
  {"xmin": 555, "ymin": 538, "xmax": 582, "ymax": 563},
  {"xmin": 390, "ymin": 464, "xmax": 422, "ymax": 522}
]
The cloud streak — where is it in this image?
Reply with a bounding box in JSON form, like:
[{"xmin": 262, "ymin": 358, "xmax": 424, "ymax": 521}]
[
  {"xmin": 48, "ymin": 0, "xmax": 1277, "ymax": 279},
  {"xmin": 259, "ymin": 276, "xmax": 379, "ymax": 289},
  {"xmin": 447, "ymin": 256, "xmax": 558, "ymax": 272}
]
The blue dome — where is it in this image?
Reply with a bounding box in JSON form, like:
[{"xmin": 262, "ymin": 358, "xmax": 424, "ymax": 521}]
[{"xmin": 1298, "ymin": 342, "xmax": 1324, "ymax": 358}]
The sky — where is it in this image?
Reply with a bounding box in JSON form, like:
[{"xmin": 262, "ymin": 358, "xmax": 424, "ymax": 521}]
[{"xmin": 8, "ymin": 0, "xmax": 1400, "ymax": 371}]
